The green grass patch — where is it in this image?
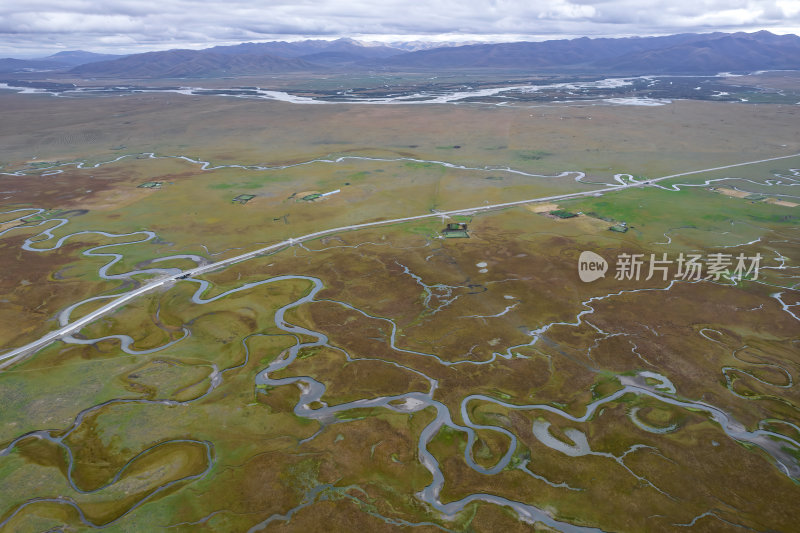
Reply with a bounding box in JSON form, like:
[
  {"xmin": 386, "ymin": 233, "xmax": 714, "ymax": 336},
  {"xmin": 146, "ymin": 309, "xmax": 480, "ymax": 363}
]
[
  {"xmin": 564, "ymin": 186, "xmax": 797, "ymax": 231},
  {"xmin": 549, "ymin": 209, "xmax": 578, "ymax": 219},
  {"xmin": 345, "ymin": 171, "xmax": 370, "ymax": 182},
  {"xmin": 404, "ymin": 161, "xmax": 440, "ymax": 170},
  {"xmin": 298, "ymin": 347, "xmax": 322, "ymax": 360},
  {"xmin": 208, "ymin": 182, "xmax": 236, "ymax": 190},
  {"xmin": 516, "ymin": 150, "xmax": 552, "ymax": 161}
]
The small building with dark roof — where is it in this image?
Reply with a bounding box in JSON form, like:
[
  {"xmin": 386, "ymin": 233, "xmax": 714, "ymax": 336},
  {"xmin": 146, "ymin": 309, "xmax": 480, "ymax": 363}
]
[{"xmin": 442, "ymin": 222, "xmax": 469, "ymax": 238}]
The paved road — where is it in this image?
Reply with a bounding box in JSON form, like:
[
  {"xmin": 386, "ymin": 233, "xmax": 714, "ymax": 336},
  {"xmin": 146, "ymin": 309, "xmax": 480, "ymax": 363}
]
[{"xmin": 2, "ymin": 152, "xmax": 798, "ymax": 367}]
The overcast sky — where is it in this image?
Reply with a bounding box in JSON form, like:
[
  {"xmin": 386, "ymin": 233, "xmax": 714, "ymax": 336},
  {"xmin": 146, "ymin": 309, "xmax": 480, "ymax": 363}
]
[{"xmin": 2, "ymin": 0, "xmax": 799, "ymax": 57}]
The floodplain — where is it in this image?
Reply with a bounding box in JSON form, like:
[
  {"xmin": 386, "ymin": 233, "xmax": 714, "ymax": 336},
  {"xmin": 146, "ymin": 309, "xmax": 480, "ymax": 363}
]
[{"xmin": 1, "ymin": 71, "xmax": 799, "ymax": 532}]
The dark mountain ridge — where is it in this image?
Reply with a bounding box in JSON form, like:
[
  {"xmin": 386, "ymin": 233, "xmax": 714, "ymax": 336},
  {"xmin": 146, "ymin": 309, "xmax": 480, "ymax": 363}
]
[
  {"xmin": 380, "ymin": 31, "xmax": 800, "ymax": 73},
  {"xmin": 70, "ymin": 49, "xmax": 318, "ymax": 78},
  {"xmin": 2, "ymin": 31, "xmax": 798, "ymax": 78}
]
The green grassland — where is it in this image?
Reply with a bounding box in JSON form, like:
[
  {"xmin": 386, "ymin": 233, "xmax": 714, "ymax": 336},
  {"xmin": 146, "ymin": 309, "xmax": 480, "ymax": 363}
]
[
  {"xmin": 2, "ymin": 190, "xmax": 798, "ymax": 530},
  {"xmin": 1, "ymin": 87, "xmax": 800, "ymax": 531}
]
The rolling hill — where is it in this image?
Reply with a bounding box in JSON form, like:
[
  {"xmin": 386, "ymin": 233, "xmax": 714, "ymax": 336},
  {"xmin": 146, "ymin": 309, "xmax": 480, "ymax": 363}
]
[
  {"xmin": 0, "ymin": 50, "xmax": 121, "ymax": 73},
  {"xmin": 70, "ymin": 49, "xmax": 318, "ymax": 78}
]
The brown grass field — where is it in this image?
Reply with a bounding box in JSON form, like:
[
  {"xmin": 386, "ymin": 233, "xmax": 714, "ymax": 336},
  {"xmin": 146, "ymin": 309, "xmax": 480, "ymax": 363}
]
[{"xmin": 1, "ymin": 77, "xmax": 799, "ymax": 531}]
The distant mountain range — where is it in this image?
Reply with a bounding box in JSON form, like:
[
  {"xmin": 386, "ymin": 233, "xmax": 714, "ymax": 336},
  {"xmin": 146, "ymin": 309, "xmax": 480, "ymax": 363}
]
[
  {"xmin": 70, "ymin": 49, "xmax": 320, "ymax": 78},
  {"xmin": 2, "ymin": 32, "xmax": 799, "ymax": 78},
  {"xmin": 381, "ymin": 31, "xmax": 800, "ymax": 73},
  {"xmin": 0, "ymin": 50, "xmax": 121, "ymax": 73},
  {"xmin": 207, "ymin": 38, "xmax": 402, "ymax": 61}
]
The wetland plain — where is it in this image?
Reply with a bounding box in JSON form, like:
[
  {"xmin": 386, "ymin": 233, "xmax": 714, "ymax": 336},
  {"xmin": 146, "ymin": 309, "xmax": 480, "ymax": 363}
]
[{"xmin": 1, "ymin": 70, "xmax": 799, "ymax": 531}]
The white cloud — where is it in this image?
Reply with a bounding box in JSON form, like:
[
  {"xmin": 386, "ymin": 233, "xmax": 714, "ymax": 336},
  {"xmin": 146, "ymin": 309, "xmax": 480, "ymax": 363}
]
[{"xmin": 0, "ymin": 0, "xmax": 798, "ymax": 56}]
